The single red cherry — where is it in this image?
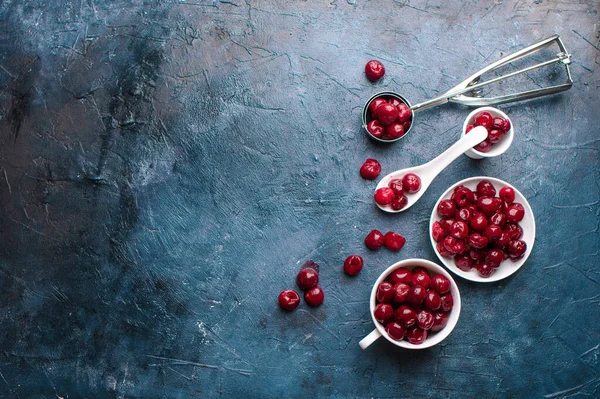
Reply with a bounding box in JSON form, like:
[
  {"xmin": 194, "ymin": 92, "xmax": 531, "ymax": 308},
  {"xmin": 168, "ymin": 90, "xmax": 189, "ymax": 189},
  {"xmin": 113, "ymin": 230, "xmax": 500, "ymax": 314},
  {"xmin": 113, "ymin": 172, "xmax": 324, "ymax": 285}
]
[
  {"xmin": 374, "ymin": 303, "xmax": 394, "ymax": 324},
  {"xmin": 437, "ymin": 199, "xmax": 457, "ymax": 218},
  {"xmin": 440, "ymin": 294, "xmax": 454, "ymax": 312},
  {"xmin": 365, "ymin": 60, "xmax": 385, "ymax": 82},
  {"xmin": 488, "ymin": 129, "xmax": 504, "ymax": 144},
  {"xmin": 492, "ymin": 231, "xmax": 511, "ymax": 249},
  {"xmin": 411, "ymin": 270, "xmax": 431, "ymax": 289},
  {"xmin": 489, "ymin": 211, "xmax": 506, "ymax": 227},
  {"xmin": 385, "ymin": 321, "xmax": 406, "ymax": 341},
  {"xmin": 431, "ymin": 311, "xmax": 449, "ymax": 332},
  {"xmin": 406, "ymin": 326, "xmax": 428, "ymax": 345},
  {"xmin": 396, "ymin": 103, "xmax": 412, "ymax": 123},
  {"xmin": 376, "ymin": 103, "xmax": 399, "ymax": 126},
  {"xmin": 492, "ymin": 116, "xmax": 511, "ymax": 132},
  {"xmin": 436, "ymin": 241, "xmax": 454, "ymax": 257},
  {"xmin": 451, "ymin": 187, "xmax": 475, "ymax": 207},
  {"xmin": 443, "ymin": 236, "xmax": 465, "ymax": 255},
  {"xmin": 505, "ymin": 223, "xmax": 523, "ymax": 240},
  {"xmin": 468, "ymin": 232, "xmax": 489, "ymax": 249},
  {"xmin": 388, "ymin": 179, "xmax": 404, "ymax": 197},
  {"xmin": 417, "ymin": 310, "xmax": 435, "ymax": 330},
  {"xmin": 389, "ymin": 267, "xmax": 412, "ymax": 285},
  {"xmin": 499, "ymin": 186, "xmax": 515, "ymax": 204},
  {"xmin": 402, "ymin": 173, "xmax": 421, "ymax": 193},
  {"xmin": 384, "ymin": 231, "xmax": 406, "ymax": 252},
  {"xmin": 474, "ymin": 139, "xmax": 492, "ymax": 153},
  {"xmin": 424, "ymin": 290, "xmax": 441, "ymax": 311},
  {"xmin": 431, "ymin": 221, "xmax": 445, "ymax": 242},
  {"xmin": 364, "ymin": 229, "xmax": 385, "ymax": 250},
  {"xmin": 456, "ymin": 207, "xmax": 473, "ymax": 223},
  {"xmin": 391, "ymin": 195, "xmax": 408, "ymax": 211},
  {"xmin": 476, "ymin": 180, "xmax": 497, "ymax": 197},
  {"xmin": 484, "ymin": 224, "xmax": 503, "ymax": 241},
  {"xmin": 454, "ymin": 255, "xmax": 473, "ymax": 271},
  {"xmin": 366, "ymin": 119, "xmax": 384, "ymax": 138},
  {"xmin": 343, "ymin": 255, "xmax": 364, "ymax": 276},
  {"xmin": 393, "ymin": 283, "xmax": 411, "ymax": 304},
  {"xmin": 304, "ymin": 286, "xmax": 324, "ymax": 307},
  {"xmin": 406, "ymin": 284, "xmax": 426, "ymax": 306},
  {"xmin": 386, "ymin": 123, "xmax": 405, "ymax": 139},
  {"xmin": 368, "ymin": 97, "xmax": 387, "ymax": 118},
  {"xmin": 375, "ymin": 282, "xmax": 394, "ymax": 304},
  {"xmin": 374, "ymin": 187, "xmax": 395, "ymax": 206},
  {"xmin": 477, "ymin": 196, "xmax": 501, "ymax": 216},
  {"xmin": 508, "ymin": 239, "xmax": 527, "ymax": 260},
  {"xmin": 278, "ymin": 290, "xmax": 300, "ymax": 311},
  {"xmin": 485, "ymin": 249, "xmax": 504, "ymax": 268},
  {"xmin": 450, "ymin": 221, "xmax": 469, "ymax": 239},
  {"xmin": 470, "ymin": 212, "xmax": 488, "ymax": 231},
  {"xmin": 431, "ymin": 274, "xmax": 451, "ymax": 294},
  {"xmin": 395, "ymin": 305, "xmax": 417, "ymax": 327},
  {"xmin": 297, "ymin": 268, "xmax": 319, "ymax": 290},
  {"xmin": 360, "ymin": 158, "xmax": 381, "ymax": 180},
  {"xmin": 505, "ymin": 203, "xmax": 525, "ymax": 223},
  {"xmin": 474, "ymin": 111, "xmax": 493, "ymax": 129},
  {"xmin": 439, "ymin": 219, "xmax": 455, "ymax": 234},
  {"xmin": 477, "ymin": 262, "xmax": 494, "ymax": 277}
]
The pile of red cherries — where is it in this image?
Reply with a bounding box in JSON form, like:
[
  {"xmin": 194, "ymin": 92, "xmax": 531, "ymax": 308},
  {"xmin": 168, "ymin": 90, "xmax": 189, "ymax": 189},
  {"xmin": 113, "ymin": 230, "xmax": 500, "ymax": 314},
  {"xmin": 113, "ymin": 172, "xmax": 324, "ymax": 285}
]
[
  {"xmin": 432, "ymin": 180, "xmax": 527, "ymax": 278},
  {"xmin": 467, "ymin": 111, "xmax": 511, "ymax": 153},
  {"xmin": 374, "ymin": 267, "xmax": 454, "ymax": 344},
  {"xmin": 366, "ymin": 96, "xmax": 413, "ymax": 141},
  {"xmin": 373, "ymin": 173, "xmax": 421, "ymax": 211}
]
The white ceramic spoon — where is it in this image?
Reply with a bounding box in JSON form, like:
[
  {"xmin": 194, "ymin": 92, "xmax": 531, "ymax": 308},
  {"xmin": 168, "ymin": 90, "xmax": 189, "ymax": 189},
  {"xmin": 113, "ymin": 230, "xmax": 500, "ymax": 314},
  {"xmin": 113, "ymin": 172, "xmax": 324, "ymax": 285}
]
[{"xmin": 375, "ymin": 126, "xmax": 488, "ymax": 213}]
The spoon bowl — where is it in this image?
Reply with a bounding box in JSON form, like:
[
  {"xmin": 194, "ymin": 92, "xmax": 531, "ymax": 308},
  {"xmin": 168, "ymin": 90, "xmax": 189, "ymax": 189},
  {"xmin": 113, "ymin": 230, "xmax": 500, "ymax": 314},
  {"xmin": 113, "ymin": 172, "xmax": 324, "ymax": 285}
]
[{"xmin": 375, "ymin": 126, "xmax": 488, "ymax": 213}]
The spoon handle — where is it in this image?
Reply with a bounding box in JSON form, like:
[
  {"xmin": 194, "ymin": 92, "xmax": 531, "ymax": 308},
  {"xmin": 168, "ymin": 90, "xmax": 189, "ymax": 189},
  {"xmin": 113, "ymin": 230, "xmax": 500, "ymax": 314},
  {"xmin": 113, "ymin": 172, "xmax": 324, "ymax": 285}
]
[{"xmin": 424, "ymin": 127, "xmax": 488, "ymax": 177}]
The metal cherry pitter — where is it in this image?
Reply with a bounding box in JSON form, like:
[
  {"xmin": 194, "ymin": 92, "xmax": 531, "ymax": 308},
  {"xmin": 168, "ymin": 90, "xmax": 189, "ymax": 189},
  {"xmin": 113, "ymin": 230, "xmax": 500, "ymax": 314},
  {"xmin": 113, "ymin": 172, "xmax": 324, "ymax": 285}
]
[{"xmin": 362, "ymin": 35, "xmax": 573, "ymax": 143}]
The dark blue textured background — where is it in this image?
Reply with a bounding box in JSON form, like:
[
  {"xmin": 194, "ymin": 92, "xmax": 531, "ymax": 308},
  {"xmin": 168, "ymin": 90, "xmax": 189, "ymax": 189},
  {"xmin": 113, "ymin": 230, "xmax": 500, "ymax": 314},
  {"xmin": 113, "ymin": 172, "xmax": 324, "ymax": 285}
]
[{"xmin": 0, "ymin": 1, "xmax": 598, "ymax": 398}]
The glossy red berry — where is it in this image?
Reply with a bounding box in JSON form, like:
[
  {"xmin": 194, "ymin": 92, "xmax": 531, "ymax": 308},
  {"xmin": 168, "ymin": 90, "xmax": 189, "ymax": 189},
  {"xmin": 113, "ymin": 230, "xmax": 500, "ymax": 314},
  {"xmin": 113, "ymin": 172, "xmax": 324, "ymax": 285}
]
[
  {"xmin": 443, "ymin": 236, "xmax": 465, "ymax": 254},
  {"xmin": 430, "ymin": 274, "xmax": 451, "ymax": 294},
  {"xmin": 364, "ymin": 229, "xmax": 385, "ymax": 250},
  {"xmin": 431, "ymin": 221, "xmax": 445, "ymax": 242},
  {"xmin": 454, "ymin": 254, "xmax": 473, "ymax": 271},
  {"xmin": 393, "ymin": 283, "xmax": 410, "ymax": 304},
  {"xmin": 396, "ymin": 103, "xmax": 412, "ymax": 123},
  {"xmin": 385, "ymin": 321, "xmax": 406, "ymax": 341},
  {"xmin": 456, "ymin": 207, "xmax": 473, "ymax": 222},
  {"xmin": 476, "ymin": 180, "xmax": 497, "ymax": 198},
  {"xmin": 411, "ymin": 270, "xmax": 431, "ymax": 289},
  {"xmin": 386, "ymin": 123, "xmax": 405, "ymax": 139},
  {"xmin": 477, "ymin": 262, "xmax": 495, "ymax": 278},
  {"xmin": 474, "ymin": 111, "xmax": 493, "ymax": 129},
  {"xmin": 489, "ymin": 211, "xmax": 506, "ymax": 227},
  {"xmin": 505, "ymin": 203, "xmax": 525, "ymax": 223},
  {"xmin": 376, "ymin": 103, "xmax": 399, "ymax": 126},
  {"xmin": 492, "ymin": 116, "xmax": 511, "ymax": 132},
  {"xmin": 450, "ymin": 221, "xmax": 469, "ymax": 239},
  {"xmin": 468, "ymin": 233, "xmax": 489, "ymax": 249},
  {"xmin": 499, "ymin": 186, "xmax": 515, "ymax": 204},
  {"xmin": 424, "ymin": 290, "xmax": 441, "ymax": 310},
  {"xmin": 508, "ymin": 239, "xmax": 527, "ymax": 260},
  {"xmin": 437, "ymin": 199, "xmax": 457, "ymax": 218},
  {"xmin": 368, "ymin": 97, "xmax": 387, "ymax": 118},
  {"xmin": 360, "ymin": 158, "xmax": 381, "ymax": 180},
  {"xmin": 439, "ymin": 219, "xmax": 455, "ymax": 234},
  {"xmin": 366, "ymin": 119, "xmax": 384, "ymax": 138},
  {"xmin": 470, "ymin": 211, "xmax": 488, "ymax": 231},
  {"xmin": 374, "ymin": 187, "xmax": 395, "ymax": 206},
  {"xmin": 474, "ymin": 139, "xmax": 492, "ymax": 153},
  {"xmin": 297, "ymin": 268, "xmax": 319, "ymax": 290},
  {"xmin": 488, "ymin": 129, "xmax": 504, "ymax": 144},
  {"xmin": 384, "ymin": 231, "xmax": 406, "ymax": 251},
  {"xmin": 431, "ymin": 311, "xmax": 449, "ymax": 332},
  {"xmin": 477, "ymin": 196, "xmax": 501, "ymax": 216},
  {"xmin": 436, "ymin": 241, "xmax": 453, "ymax": 257},
  {"xmin": 343, "ymin": 255, "xmax": 364, "ymax": 276},
  {"xmin": 304, "ymin": 286, "xmax": 324, "ymax": 307},
  {"xmin": 402, "ymin": 173, "xmax": 421, "ymax": 193},
  {"xmin": 440, "ymin": 294, "xmax": 454, "ymax": 312},
  {"xmin": 406, "ymin": 326, "xmax": 428, "ymax": 345},
  {"xmin": 452, "ymin": 187, "xmax": 475, "ymax": 207},
  {"xmin": 485, "ymin": 249, "xmax": 504, "ymax": 268},
  {"xmin": 376, "ymin": 282, "xmax": 395, "ymax": 304},
  {"xmin": 417, "ymin": 310, "xmax": 435, "ymax": 330},
  {"xmin": 505, "ymin": 223, "xmax": 523, "ymax": 240},
  {"xmin": 374, "ymin": 303, "xmax": 394, "ymax": 324},
  {"xmin": 485, "ymin": 224, "xmax": 503, "ymax": 241},
  {"xmin": 365, "ymin": 60, "xmax": 385, "ymax": 82},
  {"xmin": 492, "ymin": 231, "xmax": 511, "ymax": 249},
  {"xmin": 388, "ymin": 179, "xmax": 404, "ymax": 197},
  {"xmin": 389, "ymin": 267, "xmax": 412, "ymax": 285},
  {"xmin": 395, "ymin": 305, "xmax": 417, "ymax": 327},
  {"xmin": 278, "ymin": 290, "xmax": 300, "ymax": 311},
  {"xmin": 406, "ymin": 285, "xmax": 426, "ymax": 306},
  {"xmin": 391, "ymin": 195, "xmax": 408, "ymax": 211}
]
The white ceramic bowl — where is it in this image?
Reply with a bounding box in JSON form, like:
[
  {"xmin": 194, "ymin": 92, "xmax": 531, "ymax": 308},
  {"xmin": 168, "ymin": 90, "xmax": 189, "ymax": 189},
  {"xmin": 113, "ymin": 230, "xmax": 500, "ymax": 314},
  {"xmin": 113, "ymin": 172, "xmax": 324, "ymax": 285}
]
[
  {"xmin": 429, "ymin": 177, "xmax": 536, "ymax": 282},
  {"xmin": 462, "ymin": 106, "xmax": 514, "ymax": 159},
  {"xmin": 359, "ymin": 258, "xmax": 461, "ymax": 350}
]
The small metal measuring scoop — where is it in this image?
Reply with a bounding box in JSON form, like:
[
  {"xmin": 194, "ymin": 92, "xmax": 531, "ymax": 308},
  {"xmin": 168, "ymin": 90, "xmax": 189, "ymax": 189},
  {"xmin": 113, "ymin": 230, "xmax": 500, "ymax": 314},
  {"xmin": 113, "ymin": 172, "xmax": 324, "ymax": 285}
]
[{"xmin": 362, "ymin": 35, "xmax": 573, "ymax": 142}]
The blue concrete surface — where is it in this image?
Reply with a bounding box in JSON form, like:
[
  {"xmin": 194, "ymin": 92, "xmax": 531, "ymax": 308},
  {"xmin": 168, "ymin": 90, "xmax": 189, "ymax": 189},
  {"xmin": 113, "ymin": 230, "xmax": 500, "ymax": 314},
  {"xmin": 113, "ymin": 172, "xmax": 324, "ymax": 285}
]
[{"xmin": 0, "ymin": 1, "xmax": 598, "ymax": 398}]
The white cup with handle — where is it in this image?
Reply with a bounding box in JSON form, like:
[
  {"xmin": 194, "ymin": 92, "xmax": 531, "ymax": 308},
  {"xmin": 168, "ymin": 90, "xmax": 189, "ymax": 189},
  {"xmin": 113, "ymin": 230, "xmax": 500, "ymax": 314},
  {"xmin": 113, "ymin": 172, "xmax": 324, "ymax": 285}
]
[{"xmin": 359, "ymin": 258, "xmax": 461, "ymax": 350}]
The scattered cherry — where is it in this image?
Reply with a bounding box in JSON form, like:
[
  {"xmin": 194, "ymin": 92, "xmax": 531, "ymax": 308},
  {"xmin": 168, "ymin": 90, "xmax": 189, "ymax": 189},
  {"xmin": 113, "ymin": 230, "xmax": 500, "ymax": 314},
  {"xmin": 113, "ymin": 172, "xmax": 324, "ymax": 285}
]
[
  {"xmin": 278, "ymin": 290, "xmax": 300, "ymax": 311},
  {"xmin": 384, "ymin": 231, "xmax": 406, "ymax": 252},
  {"xmin": 365, "ymin": 60, "xmax": 385, "ymax": 82},
  {"xmin": 304, "ymin": 286, "xmax": 324, "ymax": 307},
  {"xmin": 360, "ymin": 158, "xmax": 381, "ymax": 180},
  {"xmin": 364, "ymin": 229, "xmax": 385, "ymax": 250},
  {"xmin": 343, "ymin": 255, "xmax": 364, "ymax": 276},
  {"xmin": 297, "ymin": 268, "xmax": 319, "ymax": 290}
]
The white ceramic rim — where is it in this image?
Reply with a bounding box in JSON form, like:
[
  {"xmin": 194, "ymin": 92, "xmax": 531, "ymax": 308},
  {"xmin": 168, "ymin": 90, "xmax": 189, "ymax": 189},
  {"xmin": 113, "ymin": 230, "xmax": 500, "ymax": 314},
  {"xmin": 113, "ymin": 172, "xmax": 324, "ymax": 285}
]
[
  {"xmin": 369, "ymin": 258, "xmax": 461, "ymax": 349},
  {"xmin": 429, "ymin": 176, "xmax": 536, "ymax": 283},
  {"xmin": 462, "ymin": 106, "xmax": 514, "ymax": 159}
]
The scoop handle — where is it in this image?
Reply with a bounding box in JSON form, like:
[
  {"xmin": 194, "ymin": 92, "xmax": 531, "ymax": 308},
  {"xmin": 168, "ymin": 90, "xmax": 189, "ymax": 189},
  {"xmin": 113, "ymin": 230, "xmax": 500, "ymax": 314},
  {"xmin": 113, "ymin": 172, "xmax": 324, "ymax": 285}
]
[
  {"xmin": 359, "ymin": 328, "xmax": 381, "ymax": 350},
  {"xmin": 421, "ymin": 127, "xmax": 488, "ymax": 180}
]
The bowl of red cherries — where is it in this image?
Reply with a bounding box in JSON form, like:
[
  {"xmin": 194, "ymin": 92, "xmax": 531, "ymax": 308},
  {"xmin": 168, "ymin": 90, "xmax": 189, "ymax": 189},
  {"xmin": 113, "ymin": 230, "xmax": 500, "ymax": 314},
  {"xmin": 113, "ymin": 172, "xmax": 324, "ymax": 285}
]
[
  {"xmin": 359, "ymin": 258, "xmax": 461, "ymax": 350},
  {"xmin": 429, "ymin": 177, "xmax": 536, "ymax": 282},
  {"xmin": 462, "ymin": 107, "xmax": 514, "ymax": 159},
  {"xmin": 362, "ymin": 92, "xmax": 414, "ymax": 143}
]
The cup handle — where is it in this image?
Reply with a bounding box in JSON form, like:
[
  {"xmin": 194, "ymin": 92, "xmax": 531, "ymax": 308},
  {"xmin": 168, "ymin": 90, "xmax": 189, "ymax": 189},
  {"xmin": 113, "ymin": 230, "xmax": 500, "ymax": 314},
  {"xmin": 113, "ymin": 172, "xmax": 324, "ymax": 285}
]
[{"xmin": 359, "ymin": 328, "xmax": 381, "ymax": 350}]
